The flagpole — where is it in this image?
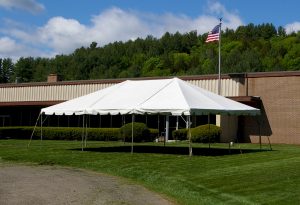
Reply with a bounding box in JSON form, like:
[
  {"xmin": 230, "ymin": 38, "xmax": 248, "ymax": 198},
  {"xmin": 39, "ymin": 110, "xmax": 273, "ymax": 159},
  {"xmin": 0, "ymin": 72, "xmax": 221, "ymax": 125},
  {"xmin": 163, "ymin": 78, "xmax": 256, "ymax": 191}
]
[{"xmin": 218, "ymin": 18, "xmax": 222, "ymax": 95}]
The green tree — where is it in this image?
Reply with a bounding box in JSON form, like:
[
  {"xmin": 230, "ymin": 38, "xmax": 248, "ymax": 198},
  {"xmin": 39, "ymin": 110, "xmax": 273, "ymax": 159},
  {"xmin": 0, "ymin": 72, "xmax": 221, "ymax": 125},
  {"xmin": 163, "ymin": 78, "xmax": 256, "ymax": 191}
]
[
  {"xmin": 277, "ymin": 26, "xmax": 286, "ymax": 37},
  {"xmin": 13, "ymin": 57, "xmax": 35, "ymax": 82},
  {"xmin": 0, "ymin": 58, "xmax": 14, "ymax": 83},
  {"xmin": 172, "ymin": 53, "xmax": 191, "ymax": 74}
]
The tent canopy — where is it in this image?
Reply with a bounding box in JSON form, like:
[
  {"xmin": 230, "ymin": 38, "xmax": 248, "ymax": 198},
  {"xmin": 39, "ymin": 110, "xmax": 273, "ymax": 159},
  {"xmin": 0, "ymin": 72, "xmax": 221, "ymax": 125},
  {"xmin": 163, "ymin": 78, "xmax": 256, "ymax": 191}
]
[{"xmin": 41, "ymin": 78, "xmax": 260, "ymax": 116}]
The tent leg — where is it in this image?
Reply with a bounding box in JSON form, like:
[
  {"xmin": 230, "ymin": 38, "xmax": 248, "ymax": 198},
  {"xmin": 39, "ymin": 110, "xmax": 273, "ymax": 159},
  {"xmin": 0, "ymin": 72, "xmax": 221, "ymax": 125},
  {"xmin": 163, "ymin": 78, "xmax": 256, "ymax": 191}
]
[
  {"xmin": 85, "ymin": 115, "xmax": 88, "ymax": 148},
  {"xmin": 267, "ymin": 136, "xmax": 272, "ymax": 151},
  {"xmin": 157, "ymin": 115, "xmax": 160, "ymax": 140},
  {"xmin": 165, "ymin": 115, "xmax": 169, "ymax": 142},
  {"xmin": 175, "ymin": 116, "xmax": 179, "ymax": 142},
  {"xmin": 186, "ymin": 116, "xmax": 188, "ymax": 128},
  {"xmin": 259, "ymin": 135, "xmax": 262, "ymax": 150},
  {"xmin": 81, "ymin": 115, "xmax": 85, "ymax": 151},
  {"xmin": 27, "ymin": 113, "xmax": 41, "ymax": 148},
  {"xmin": 163, "ymin": 116, "xmax": 166, "ymax": 147},
  {"xmin": 41, "ymin": 114, "xmax": 43, "ymax": 142},
  {"xmin": 99, "ymin": 115, "xmax": 101, "ymax": 127},
  {"xmin": 236, "ymin": 133, "xmax": 242, "ymax": 154},
  {"xmin": 131, "ymin": 114, "xmax": 134, "ymax": 154},
  {"xmin": 188, "ymin": 116, "xmax": 192, "ymax": 157},
  {"xmin": 258, "ymin": 118, "xmax": 262, "ymax": 150}
]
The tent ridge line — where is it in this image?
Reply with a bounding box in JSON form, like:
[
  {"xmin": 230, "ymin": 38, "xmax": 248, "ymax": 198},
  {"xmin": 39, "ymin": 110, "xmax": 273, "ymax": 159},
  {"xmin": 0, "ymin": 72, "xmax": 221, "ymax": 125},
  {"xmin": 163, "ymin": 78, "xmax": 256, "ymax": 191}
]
[
  {"xmin": 178, "ymin": 78, "xmax": 225, "ymax": 111},
  {"xmin": 135, "ymin": 78, "xmax": 175, "ymax": 108},
  {"xmin": 88, "ymin": 80, "xmax": 129, "ymax": 109},
  {"xmin": 174, "ymin": 78, "xmax": 193, "ymax": 111}
]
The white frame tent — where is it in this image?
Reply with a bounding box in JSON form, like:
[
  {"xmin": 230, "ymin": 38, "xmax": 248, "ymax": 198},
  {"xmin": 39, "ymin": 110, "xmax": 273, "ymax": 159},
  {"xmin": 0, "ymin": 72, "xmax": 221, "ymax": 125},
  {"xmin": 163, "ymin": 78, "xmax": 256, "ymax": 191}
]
[{"xmin": 38, "ymin": 78, "xmax": 260, "ymax": 156}]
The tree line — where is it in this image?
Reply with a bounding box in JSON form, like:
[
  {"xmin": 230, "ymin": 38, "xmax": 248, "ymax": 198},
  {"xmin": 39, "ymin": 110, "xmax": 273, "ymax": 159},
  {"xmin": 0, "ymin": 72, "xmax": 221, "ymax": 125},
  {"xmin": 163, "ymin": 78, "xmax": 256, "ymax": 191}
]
[{"xmin": 1, "ymin": 23, "xmax": 299, "ymax": 83}]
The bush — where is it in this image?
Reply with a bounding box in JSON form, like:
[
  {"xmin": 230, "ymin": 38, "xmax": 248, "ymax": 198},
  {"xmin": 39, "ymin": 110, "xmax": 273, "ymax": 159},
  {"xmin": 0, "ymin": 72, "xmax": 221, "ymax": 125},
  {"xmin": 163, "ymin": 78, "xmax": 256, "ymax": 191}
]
[
  {"xmin": 120, "ymin": 122, "xmax": 150, "ymax": 142},
  {"xmin": 37, "ymin": 127, "xmax": 81, "ymax": 140},
  {"xmin": 0, "ymin": 126, "xmax": 120, "ymax": 141},
  {"xmin": 190, "ymin": 124, "xmax": 221, "ymax": 143},
  {"xmin": 86, "ymin": 128, "xmax": 120, "ymax": 141},
  {"xmin": 172, "ymin": 129, "xmax": 188, "ymax": 140}
]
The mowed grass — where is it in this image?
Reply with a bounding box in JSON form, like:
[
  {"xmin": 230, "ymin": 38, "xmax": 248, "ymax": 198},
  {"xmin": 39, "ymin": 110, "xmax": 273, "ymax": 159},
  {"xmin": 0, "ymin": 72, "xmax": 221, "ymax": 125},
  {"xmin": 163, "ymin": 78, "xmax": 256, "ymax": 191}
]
[{"xmin": 0, "ymin": 140, "xmax": 300, "ymax": 205}]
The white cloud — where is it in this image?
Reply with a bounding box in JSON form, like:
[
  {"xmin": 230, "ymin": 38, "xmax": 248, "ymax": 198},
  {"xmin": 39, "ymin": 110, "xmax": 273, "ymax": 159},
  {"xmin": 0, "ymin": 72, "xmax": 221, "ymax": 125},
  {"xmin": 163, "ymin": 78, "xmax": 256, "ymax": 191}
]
[
  {"xmin": 0, "ymin": 2, "xmax": 244, "ymax": 60},
  {"xmin": 0, "ymin": 0, "xmax": 44, "ymax": 14},
  {"xmin": 88, "ymin": 8, "xmax": 151, "ymax": 45},
  {"xmin": 285, "ymin": 22, "xmax": 300, "ymax": 34},
  {"xmin": 0, "ymin": 36, "xmax": 47, "ymax": 61},
  {"xmin": 206, "ymin": 1, "xmax": 243, "ymax": 29},
  {"xmin": 0, "ymin": 37, "xmax": 20, "ymax": 54},
  {"xmin": 37, "ymin": 17, "xmax": 88, "ymax": 52}
]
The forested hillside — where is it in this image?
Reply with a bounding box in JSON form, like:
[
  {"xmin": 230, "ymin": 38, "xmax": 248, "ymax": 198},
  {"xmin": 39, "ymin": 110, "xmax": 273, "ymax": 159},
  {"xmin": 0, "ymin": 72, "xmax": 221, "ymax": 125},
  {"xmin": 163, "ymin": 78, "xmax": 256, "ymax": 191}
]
[{"xmin": 0, "ymin": 23, "xmax": 299, "ymax": 83}]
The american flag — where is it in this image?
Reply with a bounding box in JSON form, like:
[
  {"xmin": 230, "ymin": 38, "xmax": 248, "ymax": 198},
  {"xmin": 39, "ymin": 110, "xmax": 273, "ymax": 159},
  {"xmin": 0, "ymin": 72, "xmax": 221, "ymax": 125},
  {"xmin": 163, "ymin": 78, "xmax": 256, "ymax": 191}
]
[{"xmin": 205, "ymin": 24, "xmax": 220, "ymax": 43}]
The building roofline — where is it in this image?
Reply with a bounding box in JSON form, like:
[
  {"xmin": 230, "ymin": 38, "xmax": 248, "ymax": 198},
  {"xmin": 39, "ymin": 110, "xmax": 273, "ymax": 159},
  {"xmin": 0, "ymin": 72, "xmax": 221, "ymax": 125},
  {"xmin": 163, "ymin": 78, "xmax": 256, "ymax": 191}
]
[
  {"xmin": 0, "ymin": 71, "xmax": 299, "ymax": 88},
  {"xmin": 0, "ymin": 74, "xmax": 230, "ymax": 88},
  {"xmin": 0, "ymin": 101, "xmax": 64, "ymax": 107},
  {"xmin": 245, "ymin": 71, "xmax": 300, "ymax": 78}
]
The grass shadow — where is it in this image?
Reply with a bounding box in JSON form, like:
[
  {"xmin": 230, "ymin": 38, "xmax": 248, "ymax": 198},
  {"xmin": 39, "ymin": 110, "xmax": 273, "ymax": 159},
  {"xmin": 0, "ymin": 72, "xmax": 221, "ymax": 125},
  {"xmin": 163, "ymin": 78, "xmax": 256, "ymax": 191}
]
[{"xmin": 71, "ymin": 145, "xmax": 271, "ymax": 156}]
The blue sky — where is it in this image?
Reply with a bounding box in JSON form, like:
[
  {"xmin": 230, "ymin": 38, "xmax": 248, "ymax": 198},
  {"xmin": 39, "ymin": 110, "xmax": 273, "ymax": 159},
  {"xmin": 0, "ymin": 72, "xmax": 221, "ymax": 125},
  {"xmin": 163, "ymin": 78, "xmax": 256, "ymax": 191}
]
[{"xmin": 0, "ymin": 0, "xmax": 299, "ymax": 60}]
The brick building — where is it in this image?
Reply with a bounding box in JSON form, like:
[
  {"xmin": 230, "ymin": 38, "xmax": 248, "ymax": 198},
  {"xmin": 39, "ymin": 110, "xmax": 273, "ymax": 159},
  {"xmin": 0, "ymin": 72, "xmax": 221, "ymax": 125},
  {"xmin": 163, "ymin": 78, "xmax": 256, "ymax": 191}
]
[{"xmin": 0, "ymin": 71, "xmax": 299, "ymax": 144}]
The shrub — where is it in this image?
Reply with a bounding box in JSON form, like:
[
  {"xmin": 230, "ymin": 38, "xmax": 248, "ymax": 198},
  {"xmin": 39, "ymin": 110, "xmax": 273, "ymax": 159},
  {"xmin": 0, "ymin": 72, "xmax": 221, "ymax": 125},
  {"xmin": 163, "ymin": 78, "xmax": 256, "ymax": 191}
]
[
  {"xmin": 0, "ymin": 126, "xmax": 120, "ymax": 141},
  {"xmin": 120, "ymin": 122, "xmax": 150, "ymax": 142},
  {"xmin": 190, "ymin": 124, "xmax": 221, "ymax": 143},
  {"xmin": 36, "ymin": 127, "xmax": 81, "ymax": 140},
  {"xmin": 86, "ymin": 128, "xmax": 120, "ymax": 141},
  {"xmin": 172, "ymin": 128, "xmax": 188, "ymax": 140}
]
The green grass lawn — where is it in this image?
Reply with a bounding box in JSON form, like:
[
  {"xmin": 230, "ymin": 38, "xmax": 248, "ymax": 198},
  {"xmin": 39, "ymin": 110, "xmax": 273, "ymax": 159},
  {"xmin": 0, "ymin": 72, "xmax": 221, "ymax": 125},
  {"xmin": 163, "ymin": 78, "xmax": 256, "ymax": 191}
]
[{"xmin": 1, "ymin": 140, "xmax": 300, "ymax": 205}]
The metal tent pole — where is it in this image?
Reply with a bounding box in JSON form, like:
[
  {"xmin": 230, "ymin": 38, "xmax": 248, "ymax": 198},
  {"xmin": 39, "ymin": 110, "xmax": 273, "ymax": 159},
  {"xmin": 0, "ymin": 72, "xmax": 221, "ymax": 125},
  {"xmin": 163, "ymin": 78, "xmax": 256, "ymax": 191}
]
[
  {"xmin": 267, "ymin": 136, "xmax": 272, "ymax": 151},
  {"xmin": 188, "ymin": 115, "xmax": 192, "ymax": 157},
  {"xmin": 41, "ymin": 113, "xmax": 43, "ymax": 142},
  {"xmin": 81, "ymin": 115, "xmax": 85, "ymax": 151},
  {"xmin": 157, "ymin": 115, "xmax": 160, "ymax": 140},
  {"xmin": 131, "ymin": 114, "xmax": 135, "ymax": 154},
  {"xmin": 85, "ymin": 115, "xmax": 88, "ymax": 148},
  {"xmin": 27, "ymin": 113, "xmax": 41, "ymax": 148},
  {"xmin": 165, "ymin": 115, "xmax": 169, "ymax": 142}
]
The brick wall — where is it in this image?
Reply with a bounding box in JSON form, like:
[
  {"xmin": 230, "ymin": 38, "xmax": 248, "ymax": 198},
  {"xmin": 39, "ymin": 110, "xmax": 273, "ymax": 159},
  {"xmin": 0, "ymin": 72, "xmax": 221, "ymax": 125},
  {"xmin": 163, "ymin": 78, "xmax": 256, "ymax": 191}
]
[{"xmin": 239, "ymin": 74, "xmax": 300, "ymax": 144}]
